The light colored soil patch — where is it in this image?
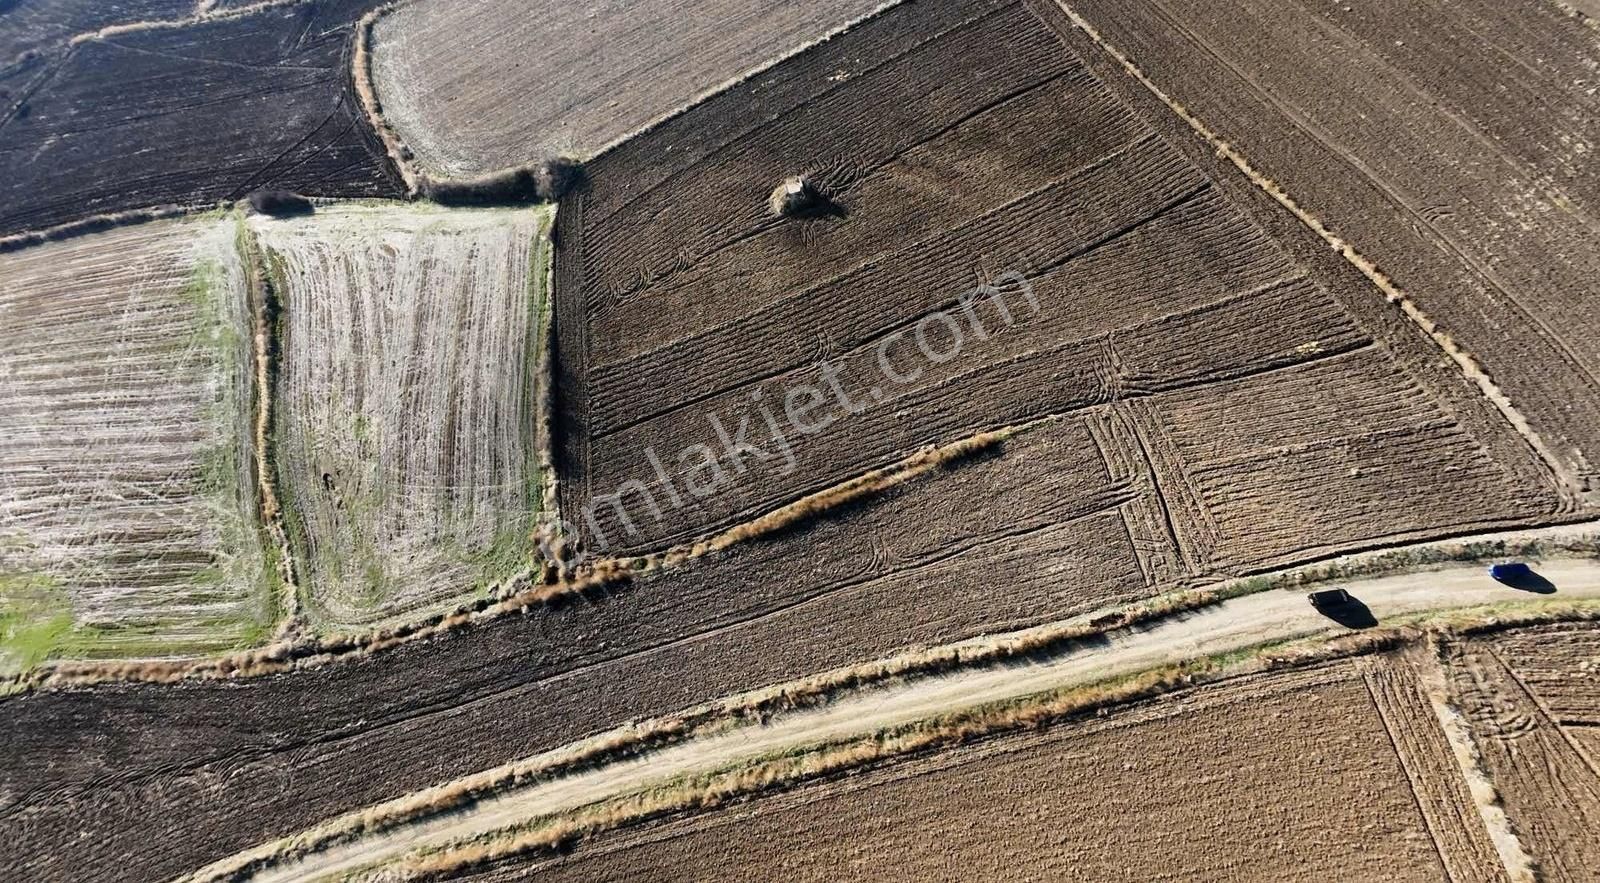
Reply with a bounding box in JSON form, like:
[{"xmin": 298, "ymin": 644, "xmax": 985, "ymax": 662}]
[
  {"xmin": 0, "ymin": 216, "xmax": 272, "ymax": 672},
  {"xmin": 368, "ymin": 0, "xmax": 890, "ymax": 176},
  {"xmin": 511, "ymin": 667, "xmax": 1444, "ymax": 883},
  {"xmin": 252, "ymin": 204, "xmax": 552, "ymax": 633}
]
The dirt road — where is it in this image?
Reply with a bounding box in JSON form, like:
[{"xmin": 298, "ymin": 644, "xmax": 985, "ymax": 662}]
[{"xmin": 196, "ymin": 554, "xmax": 1600, "ymax": 882}]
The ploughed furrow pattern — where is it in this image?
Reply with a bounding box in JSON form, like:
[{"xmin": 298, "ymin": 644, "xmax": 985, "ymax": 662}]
[
  {"xmin": 0, "ymin": 0, "xmax": 403, "ymax": 238},
  {"xmin": 1146, "ymin": 346, "xmax": 1558, "ymax": 572},
  {"xmin": 470, "ymin": 663, "xmax": 1447, "ymax": 882},
  {"xmin": 0, "ymin": 217, "xmax": 271, "ymax": 666},
  {"xmin": 580, "ymin": 0, "xmax": 1107, "ymax": 345},
  {"xmin": 370, "ymin": 0, "xmax": 891, "ymax": 177},
  {"xmin": 556, "ymin": 0, "xmax": 1562, "ymax": 557},
  {"xmin": 0, "ymin": 419, "xmax": 1170, "ymax": 883},
  {"xmin": 1444, "ymin": 636, "xmax": 1600, "ymax": 881},
  {"xmin": 257, "ymin": 205, "xmax": 547, "ymax": 632},
  {"xmin": 1489, "ymin": 624, "xmax": 1600, "ymax": 727},
  {"xmin": 1360, "ymin": 655, "xmax": 1509, "ymax": 883},
  {"xmin": 1064, "ymin": 0, "xmax": 1600, "ymax": 490}
]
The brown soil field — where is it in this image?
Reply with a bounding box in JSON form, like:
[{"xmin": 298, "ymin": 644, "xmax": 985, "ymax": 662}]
[
  {"xmin": 3, "ymin": 1, "xmax": 1595, "ymax": 880},
  {"xmin": 252, "ymin": 204, "xmax": 550, "ymax": 632},
  {"xmin": 1060, "ymin": 0, "xmax": 1600, "ymax": 497},
  {"xmin": 553, "ymin": 0, "xmax": 1564, "ymax": 556},
  {"xmin": 0, "ymin": 217, "xmax": 274, "ymax": 670},
  {"xmin": 0, "ymin": 0, "xmax": 402, "ymax": 238},
  {"xmin": 367, "ymin": 0, "xmax": 887, "ymax": 176},
  {"xmin": 0, "ymin": 419, "xmax": 1179, "ymax": 882},
  {"xmin": 457, "ymin": 660, "xmax": 1483, "ymax": 882},
  {"xmin": 1444, "ymin": 626, "xmax": 1600, "ymax": 881}
]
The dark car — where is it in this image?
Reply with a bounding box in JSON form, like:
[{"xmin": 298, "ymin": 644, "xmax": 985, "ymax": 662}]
[
  {"xmin": 1307, "ymin": 588, "xmax": 1354, "ymax": 610},
  {"xmin": 1490, "ymin": 562, "xmax": 1532, "ymax": 582}
]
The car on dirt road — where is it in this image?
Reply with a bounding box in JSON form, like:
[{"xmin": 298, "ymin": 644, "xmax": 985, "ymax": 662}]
[
  {"xmin": 1307, "ymin": 588, "xmax": 1354, "ymax": 610},
  {"xmin": 1490, "ymin": 562, "xmax": 1532, "ymax": 582}
]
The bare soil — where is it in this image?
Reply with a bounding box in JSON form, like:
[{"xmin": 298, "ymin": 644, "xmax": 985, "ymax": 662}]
[
  {"xmin": 0, "ymin": 422, "xmax": 1167, "ymax": 882},
  {"xmin": 461, "ymin": 662, "xmax": 1458, "ymax": 882},
  {"xmin": 553, "ymin": 0, "xmax": 1562, "ymax": 556},
  {"xmin": 1444, "ymin": 627, "xmax": 1600, "ymax": 880},
  {"xmin": 1060, "ymin": 0, "xmax": 1600, "ymax": 496},
  {"xmin": 0, "ymin": 0, "xmax": 402, "ymax": 237}
]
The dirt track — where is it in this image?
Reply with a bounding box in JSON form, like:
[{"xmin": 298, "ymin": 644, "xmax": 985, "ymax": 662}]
[{"xmin": 200, "ymin": 557, "xmax": 1600, "ymax": 882}]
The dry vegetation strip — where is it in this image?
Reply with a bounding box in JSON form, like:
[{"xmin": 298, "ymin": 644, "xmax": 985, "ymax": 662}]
[
  {"xmin": 177, "ymin": 586, "xmax": 1600, "ymax": 881},
  {"xmin": 478, "ymin": 666, "xmax": 1451, "ymax": 883},
  {"xmin": 0, "ymin": 216, "xmax": 274, "ymax": 671},
  {"xmin": 252, "ymin": 204, "xmax": 552, "ymax": 632}
]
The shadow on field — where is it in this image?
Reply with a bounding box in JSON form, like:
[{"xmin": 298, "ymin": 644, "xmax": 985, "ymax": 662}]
[
  {"xmin": 1493, "ymin": 568, "xmax": 1557, "ymax": 594},
  {"xmin": 1318, "ymin": 597, "xmax": 1378, "ymax": 630}
]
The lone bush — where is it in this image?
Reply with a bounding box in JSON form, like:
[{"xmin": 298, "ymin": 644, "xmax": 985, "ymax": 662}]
[{"xmin": 246, "ymin": 190, "xmax": 314, "ymax": 217}]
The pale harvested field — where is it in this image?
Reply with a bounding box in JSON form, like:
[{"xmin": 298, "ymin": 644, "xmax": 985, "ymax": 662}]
[
  {"xmin": 253, "ymin": 204, "xmax": 551, "ymax": 631},
  {"xmin": 0, "ymin": 217, "xmax": 271, "ymax": 670},
  {"xmin": 469, "ymin": 663, "xmax": 1467, "ymax": 882},
  {"xmin": 554, "ymin": 0, "xmax": 1565, "ymax": 556},
  {"xmin": 1061, "ymin": 0, "xmax": 1600, "ymax": 495},
  {"xmin": 368, "ymin": 0, "xmax": 888, "ymax": 176}
]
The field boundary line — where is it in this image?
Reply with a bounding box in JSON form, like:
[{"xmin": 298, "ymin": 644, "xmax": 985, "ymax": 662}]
[
  {"xmin": 1418, "ymin": 643, "xmax": 1538, "ymax": 883},
  {"xmin": 188, "ymin": 608, "xmax": 1600, "ymax": 882},
  {"xmin": 352, "ymin": 1, "xmax": 422, "ymax": 196},
  {"xmin": 1049, "ymin": 0, "xmax": 1582, "ymax": 506},
  {"xmin": 238, "ymin": 221, "xmax": 302, "ymax": 636},
  {"xmin": 64, "ymin": 0, "xmax": 303, "ymax": 48}
]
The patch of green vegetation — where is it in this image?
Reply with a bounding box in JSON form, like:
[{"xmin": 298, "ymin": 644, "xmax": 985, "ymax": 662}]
[
  {"xmin": 470, "ymin": 524, "xmax": 535, "ymax": 591},
  {"xmin": 0, "ymin": 572, "xmax": 73, "ymax": 676}
]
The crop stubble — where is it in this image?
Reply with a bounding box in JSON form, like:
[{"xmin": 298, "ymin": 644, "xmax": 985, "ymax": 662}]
[
  {"xmin": 0, "ymin": 0, "xmax": 1585, "ymax": 879},
  {"xmin": 367, "ymin": 0, "xmax": 889, "ymax": 176},
  {"xmin": 0, "ymin": 217, "xmax": 272, "ymax": 669},
  {"xmin": 253, "ymin": 204, "xmax": 550, "ymax": 631}
]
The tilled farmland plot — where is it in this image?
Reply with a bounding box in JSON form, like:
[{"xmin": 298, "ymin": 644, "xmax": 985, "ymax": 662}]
[
  {"xmin": 0, "ymin": 0, "xmax": 401, "ymax": 238},
  {"xmin": 253, "ymin": 204, "xmax": 550, "ymax": 631},
  {"xmin": 467, "ymin": 660, "xmax": 1483, "ymax": 882},
  {"xmin": 1444, "ymin": 625, "xmax": 1600, "ymax": 881},
  {"xmin": 553, "ymin": 0, "xmax": 1564, "ymax": 558},
  {"xmin": 0, "ymin": 218, "xmax": 271, "ymax": 670},
  {"xmin": 1062, "ymin": 0, "xmax": 1600, "ymax": 496},
  {"xmin": 0, "ymin": 419, "xmax": 1176, "ymax": 883},
  {"xmin": 368, "ymin": 0, "xmax": 888, "ymax": 176}
]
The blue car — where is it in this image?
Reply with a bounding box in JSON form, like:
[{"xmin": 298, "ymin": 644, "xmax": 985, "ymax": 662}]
[{"xmin": 1490, "ymin": 562, "xmax": 1532, "ymax": 582}]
